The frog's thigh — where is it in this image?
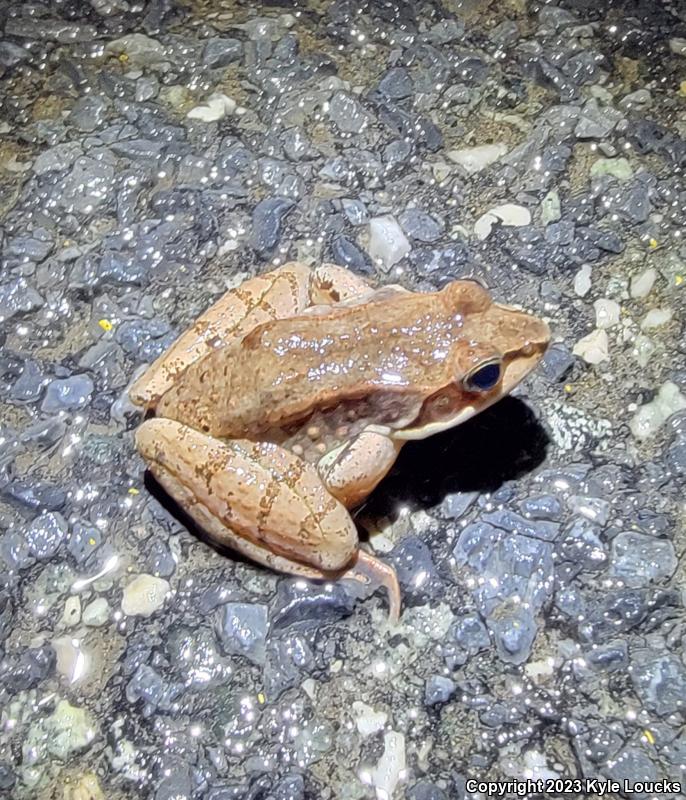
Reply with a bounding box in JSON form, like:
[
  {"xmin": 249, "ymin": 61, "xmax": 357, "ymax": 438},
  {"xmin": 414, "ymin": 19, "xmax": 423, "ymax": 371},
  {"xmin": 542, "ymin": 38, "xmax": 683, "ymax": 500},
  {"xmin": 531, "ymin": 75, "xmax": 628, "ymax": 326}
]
[
  {"xmin": 135, "ymin": 418, "xmax": 359, "ymax": 574},
  {"xmin": 130, "ymin": 261, "xmax": 313, "ymax": 407},
  {"xmin": 318, "ymin": 430, "xmax": 403, "ymax": 509},
  {"xmin": 310, "ymin": 263, "xmax": 375, "ymax": 304}
]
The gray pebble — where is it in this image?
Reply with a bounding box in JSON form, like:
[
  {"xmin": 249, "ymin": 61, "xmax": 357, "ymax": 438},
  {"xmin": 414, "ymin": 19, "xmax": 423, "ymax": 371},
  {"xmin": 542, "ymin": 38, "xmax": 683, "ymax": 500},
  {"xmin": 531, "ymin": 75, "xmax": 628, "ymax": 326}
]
[
  {"xmin": 24, "ymin": 511, "xmax": 68, "ymax": 560},
  {"xmin": 609, "ymin": 531, "xmax": 677, "ymax": 587},
  {"xmin": 68, "ymin": 95, "xmax": 108, "ymax": 132},
  {"xmin": 398, "ymin": 209, "xmax": 444, "ymax": 242},
  {"xmin": 251, "ymin": 197, "xmax": 295, "ymax": 256},
  {"xmin": 202, "ymin": 37, "xmax": 242, "ymax": 68},
  {"xmin": 378, "ymin": 67, "xmax": 414, "ymax": 99},
  {"xmin": 41, "ymin": 375, "xmax": 94, "ymax": 413},
  {"xmin": 328, "ymin": 91, "xmax": 372, "ymax": 134},
  {"xmin": 0, "ymin": 278, "xmax": 43, "ymax": 322},
  {"xmin": 424, "ymin": 675, "xmax": 456, "ymax": 706},
  {"xmin": 214, "ymin": 602, "xmax": 268, "ymax": 665}
]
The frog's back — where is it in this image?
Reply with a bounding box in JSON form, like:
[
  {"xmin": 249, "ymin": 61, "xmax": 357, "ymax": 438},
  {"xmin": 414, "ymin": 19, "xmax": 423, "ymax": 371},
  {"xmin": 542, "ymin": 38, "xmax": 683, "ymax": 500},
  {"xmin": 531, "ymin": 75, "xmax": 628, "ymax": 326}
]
[{"xmin": 155, "ymin": 282, "xmax": 489, "ymax": 437}]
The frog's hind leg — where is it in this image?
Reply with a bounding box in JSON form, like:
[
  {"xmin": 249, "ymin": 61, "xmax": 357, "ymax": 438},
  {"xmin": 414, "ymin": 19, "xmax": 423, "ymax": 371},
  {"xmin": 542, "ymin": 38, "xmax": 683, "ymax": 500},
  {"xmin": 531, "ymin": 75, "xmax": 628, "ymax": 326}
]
[
  {"xmin": 129, "ymin": 262, "xmax": 314, "ymax": 408},
  {"xmin": 136, "ymin": 418, "xmax": 400, "ymax": 621}
]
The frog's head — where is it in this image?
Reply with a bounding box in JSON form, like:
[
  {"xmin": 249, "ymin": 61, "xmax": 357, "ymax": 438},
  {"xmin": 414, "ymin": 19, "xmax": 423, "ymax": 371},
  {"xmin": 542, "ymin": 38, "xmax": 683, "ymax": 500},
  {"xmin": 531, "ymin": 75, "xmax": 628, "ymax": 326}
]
[{"xmin": 394, "ymin": 280, "xmax": 550, "ymax": 440}]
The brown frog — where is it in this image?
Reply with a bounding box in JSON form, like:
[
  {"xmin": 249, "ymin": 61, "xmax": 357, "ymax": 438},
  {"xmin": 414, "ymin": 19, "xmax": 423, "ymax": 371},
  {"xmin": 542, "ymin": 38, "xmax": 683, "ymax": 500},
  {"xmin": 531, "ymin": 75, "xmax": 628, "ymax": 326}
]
[{"xmin": 130, "ymin": 263, "xmax": 550, "ymax": 620}]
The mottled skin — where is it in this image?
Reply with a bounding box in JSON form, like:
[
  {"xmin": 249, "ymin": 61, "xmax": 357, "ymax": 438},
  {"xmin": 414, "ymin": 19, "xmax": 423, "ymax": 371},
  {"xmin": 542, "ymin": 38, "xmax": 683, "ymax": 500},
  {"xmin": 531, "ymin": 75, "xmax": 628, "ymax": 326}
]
[{"xmin": 130, "ymin": 263, "xmax": 550, "ymax": 621}]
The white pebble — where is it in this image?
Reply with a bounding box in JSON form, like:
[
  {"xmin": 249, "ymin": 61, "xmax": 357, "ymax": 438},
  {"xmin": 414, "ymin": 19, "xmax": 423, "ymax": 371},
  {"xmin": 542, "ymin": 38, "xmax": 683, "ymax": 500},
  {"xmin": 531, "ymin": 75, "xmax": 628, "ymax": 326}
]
[
  {"xmin": 593, "ymin": 298, "xmax": 621, "ymax": 329},
  {"xmin": 52, "ymin": 636, "xmax": 90, "ymax": 683},
  {"xmin": 369, "ymin": 731, "xmax": 406, "ymax": 799},
  {"xmin": 473, "ymin": 203, "xmax": 531, "ymax": 240},
  {"xmin": 187, "ymin": 93, "xmax": 236, "ymax": 122},
  {"xmin": 83, "ymin": 597, "xmax": 110, "ymax": 627},
  {"xmin": 352, "ymin": 701, "xmax": 388, "ymax": 737},
  {"xmin": 630, "ymin": 267, "xmax": 657, "ymax": 299},
  {"xmin": 641, "ymin": 308, "xmax": 672, "ymax": 330},
  {"xmin": 62, "ymin": 596, "xmax": 81, "ymax": 627},
  {"xmin": 572, "ymin": 329, "xmax": 609, "ymax": 364},
  {"xmin": 631, "ymin": 334, "xmax": 656, "ymax": 367},
  {"xmin": 629, "ymin": 381, "xmax": 686, "ymax": 440},
  {"xmin": 367, "ymin": 215, "xmax": 411, "ymax": 271},
  {"xmin": 121, "ymin": 574, "xmax": 170, "ymax": 617},
  {"xmin": 669, "ymin": 38, "xmax": 686, "ymax": 56},
  {"xmin": 573, "ymin": 264, "xmax": 592, "ymax": 297},
  {"xmin": 446, "ymin": 143, "xmax": 508, "ymax": 174}
]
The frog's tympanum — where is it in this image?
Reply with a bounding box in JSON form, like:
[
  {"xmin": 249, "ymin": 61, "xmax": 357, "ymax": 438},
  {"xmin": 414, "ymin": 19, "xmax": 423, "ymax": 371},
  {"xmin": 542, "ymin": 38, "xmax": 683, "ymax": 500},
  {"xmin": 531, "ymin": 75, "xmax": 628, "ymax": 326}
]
[{"xmin": 130, "ymin": 263, "xmax": 550, "ymax": 620}]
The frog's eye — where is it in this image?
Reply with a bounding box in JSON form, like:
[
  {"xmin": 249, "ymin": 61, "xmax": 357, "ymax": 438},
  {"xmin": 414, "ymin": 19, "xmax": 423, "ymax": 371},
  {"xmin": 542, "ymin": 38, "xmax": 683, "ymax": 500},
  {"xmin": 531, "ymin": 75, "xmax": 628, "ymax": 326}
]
[{"xmin": 464, "ymin": 360, "xmax": 502, "ymax": 392}]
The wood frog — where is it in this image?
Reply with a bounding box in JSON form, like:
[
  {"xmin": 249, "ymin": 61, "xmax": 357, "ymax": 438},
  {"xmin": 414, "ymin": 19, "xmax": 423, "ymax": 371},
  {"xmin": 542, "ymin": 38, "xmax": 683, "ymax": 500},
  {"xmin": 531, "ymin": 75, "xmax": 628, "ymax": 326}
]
[{"xmin": 129, "ymin": 263, "xmax": 550, "ymax": 620}]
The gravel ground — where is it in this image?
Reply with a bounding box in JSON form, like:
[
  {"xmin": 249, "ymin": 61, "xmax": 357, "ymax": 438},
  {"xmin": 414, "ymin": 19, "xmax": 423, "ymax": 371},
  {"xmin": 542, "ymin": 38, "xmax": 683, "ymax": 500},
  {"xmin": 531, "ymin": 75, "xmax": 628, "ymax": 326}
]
[{"xmin": 1, "ymin": 1, "xmax": 686, "ymax": 798}]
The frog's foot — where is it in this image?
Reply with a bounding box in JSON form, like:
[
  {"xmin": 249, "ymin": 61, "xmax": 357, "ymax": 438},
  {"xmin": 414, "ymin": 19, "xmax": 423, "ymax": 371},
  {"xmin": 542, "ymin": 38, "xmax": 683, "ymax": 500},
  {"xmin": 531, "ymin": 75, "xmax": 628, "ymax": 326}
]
[
  {"xmin": 129, "ymin": 262, "xmax": 313, "ymax": 408},
  {"xmin": 339, "ymin": 548, "xmax": 401, "ymax": 624}
]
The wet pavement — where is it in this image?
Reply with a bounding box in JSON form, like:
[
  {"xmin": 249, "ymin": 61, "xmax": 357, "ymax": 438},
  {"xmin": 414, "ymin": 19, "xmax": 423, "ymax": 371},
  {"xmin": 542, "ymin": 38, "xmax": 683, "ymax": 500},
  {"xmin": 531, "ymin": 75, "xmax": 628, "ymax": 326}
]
[{"xmin": 1, "ymin": 1, "xmax": 685, "ymax": 798}]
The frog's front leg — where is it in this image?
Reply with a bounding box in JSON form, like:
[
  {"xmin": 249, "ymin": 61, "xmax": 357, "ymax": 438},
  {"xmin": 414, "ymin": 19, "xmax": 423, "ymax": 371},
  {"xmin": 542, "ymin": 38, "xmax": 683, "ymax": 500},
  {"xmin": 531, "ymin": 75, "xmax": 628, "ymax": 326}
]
[{"xmin": 135, "ymin": 418, "xmax": 400, "ymax": 620}]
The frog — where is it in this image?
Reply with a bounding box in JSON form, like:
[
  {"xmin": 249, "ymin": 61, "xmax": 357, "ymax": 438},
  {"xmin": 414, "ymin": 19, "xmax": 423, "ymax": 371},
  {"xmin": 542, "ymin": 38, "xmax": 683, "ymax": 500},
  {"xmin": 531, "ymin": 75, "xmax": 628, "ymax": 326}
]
[{"xmin": 129, "ymin": 262, "xmax": 550, "ymax": 621}]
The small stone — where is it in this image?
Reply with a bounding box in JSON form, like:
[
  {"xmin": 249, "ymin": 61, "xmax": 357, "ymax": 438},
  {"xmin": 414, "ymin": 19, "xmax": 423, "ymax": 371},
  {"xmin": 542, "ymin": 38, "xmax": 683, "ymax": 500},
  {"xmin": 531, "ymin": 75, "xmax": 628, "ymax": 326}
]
[
  {"xmin": 618, "ymin": 89, "xmax": 652, "ymax": 112},
  {"xmin": 341, "ymin": 198, "xmax": 368, "ymax": 226},
  {"xmin": 368, "ymin": 215, "xmax": 411, "ymax": 271},
  {"xmin": 669, "ymin": 38, "xmax": 686, "ymax": 56},
  {"xmin": 641, "ymin": 308, "xmax": 672, "ymax": 330},
  {"xmin": 398, "ymin": 209, "xmax": 444, "ymax": 242},
  {"xmin": 631, "ymin": 652, "xmax": 686, "ymax": 716},
  {"xmin": 590, "ymin": 157, "xmax": 633, "ymax": 181},
  {"xmin": 187, "ymin": 93, "xmax": 236, "ymax": 122},
  {"xmin": 573, "ymin": 264, "xmax": 592, "ymax": 296},
  {"xmin": 105, "ymin": 34, "xmax": 167, "ymax": 66},
  {"xmin": 43, "ymin": 700, "xmax": 97, "ymax": 758},
  {"xmin": 370, "ymin": 732, "xmax": 406, "ymax": 800},
  {"xmin": 377, "ymin": 67, "xmax": 414, "ymax": 99},
  {"xmin": 424, "ymin": 675, "xmax": 456, "ymax": 706},
  {"xmin": 62, "ymin": 596, "xmax": 81, "ymax": 627},
  {"xmin": 575, "ymin": 99, "xmax": 622, "ymax": 139},
  {"xmin": 251, "ymin": 197, "xmax": 295, "ymax": 256},
  {"xmin": 52, "ymin": 637, "xmax": 90, "ymax": 683},
  {"xmin": 214, "ymin": 602, "xmax": 268, "ymax": 665},
  {"xmin": 630, "ymin": 267, "xmax": 657, "ymax": 299},
  {"xmin": 202, "ymin": 37, "xmax": 242, "ymax": 68},
  {"xmin": 83, "ymin": 598, "xmax": 109, "ymax": 627},
  {"xmin": 593, "ymin": 298, "xmax": 621, "ymax": 329},
  {"xmin": 63, "ymin": 773, "xmax": 104, "ymax": 800},
  {"xmin": 541, "ymin": 344, "xmax": 575, "ymax": 383},
  {"xmin": 573, "ymin": 329, "xmax": 609, "ymax": 364},
  {"xmin": 447, "ymin": 143, "xmax": 508, "ymax": 173},
  {"xmin": 474, "ymin": 204, "xmax": 531, "ymax": 239},
  {"xmin": 520, "ymin": 494, "xmax": 563, "ymax": 521},
  {"xmin": 68, "ymin": 96, "xmax": 108, "ymax": 133},
  {"xmin": 540, "ymin": 190, "xmax": 561, "ymax": 225},
  {"xmin": 629, "ymin": 381, "xmax": 686, "ymax": 440},
  {"xmin": 328, "ymin": 91, "xmax": 371, "ymax": 134},
  {"xmin": 41, "ymin": 375, "xmax": 93, "ymax": 413},
  {"xmin": 32, "ymin": 142, "xmax": 83, "ymax": 175},
  {"xmin": 0, "ymin": 278, "xmax": 43, "ymax": 322},
  {"xmin": 351, "ymin": 701, "xmax": 387, "ymax": 737},
  {"xmin": 121, "ymin": 574, "xmax": 170, "ymax": 617},
  {"xmin": 24, "ymin": 511, "xmax": 68, "ymax": 560},
  {"xmin": 610, "ymin": 532, "xmax": 677, "ymax": 587}
]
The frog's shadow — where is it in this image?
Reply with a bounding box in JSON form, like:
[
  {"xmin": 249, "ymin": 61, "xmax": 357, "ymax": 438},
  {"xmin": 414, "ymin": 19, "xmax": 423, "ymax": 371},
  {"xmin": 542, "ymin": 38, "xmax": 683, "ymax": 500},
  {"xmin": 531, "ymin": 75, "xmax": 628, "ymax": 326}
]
[{"xmin": 359, "ymin": 396, "xmax": 550, "ymax": 519}]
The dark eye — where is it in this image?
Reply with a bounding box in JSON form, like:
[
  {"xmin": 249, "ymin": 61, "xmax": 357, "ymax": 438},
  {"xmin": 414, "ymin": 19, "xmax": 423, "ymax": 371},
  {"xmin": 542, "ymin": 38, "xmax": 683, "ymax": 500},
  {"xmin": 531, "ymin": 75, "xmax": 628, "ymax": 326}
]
[{"xmin": 464, "ymin": 361, "xmax": 501, "ymax": 392}]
